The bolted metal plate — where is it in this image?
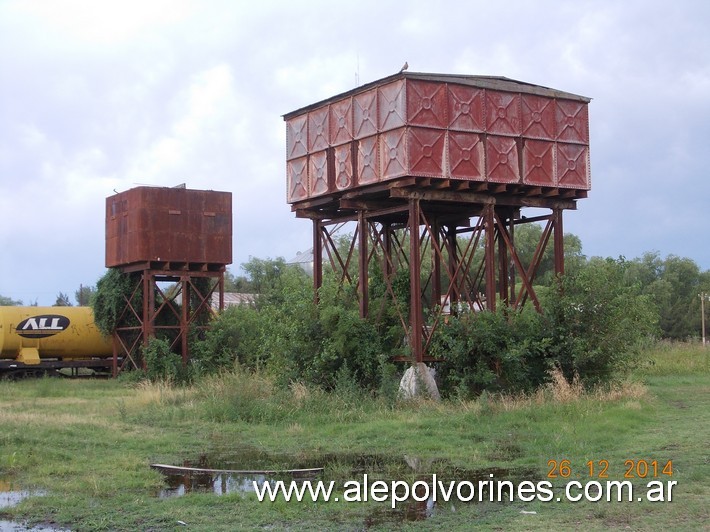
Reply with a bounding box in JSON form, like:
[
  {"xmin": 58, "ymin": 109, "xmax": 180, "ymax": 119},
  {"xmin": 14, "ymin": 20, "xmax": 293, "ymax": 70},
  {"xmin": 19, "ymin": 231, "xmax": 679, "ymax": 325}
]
[
  {"xmin": 556, "ymin": 99, "xmax": 589, "ymax": 144},
  {"xmin": 522, "ymin": 139, "xmax": 556, "ymax": 186},
  {"xmin": 286, "ymin": 115, "xmax": 308, "ymax": 161},
  {"xmin": 287, "ymin": 157, "xmax": 309, "ymax": 202},
  {"xmin": 447, "ymin": 84, "xmax": 485, "ymax": 132},
  {"xmin": 378, "ymin": 79, "xmax": 406, "ymax": 132},
  {"xmin": 353, "ymin": 89, "xmax": 378, "ymax": 140},
  {"xmin": 407, "ymin": 127, "xmax": 445, "ymax": 177},
  {"xmin": 486, "ymin": 90, "xmax": 521, "ymax": 136},
  {"xmin": 307, "ymin": 107, "xmax": 329, "ymax": 153},
  {"xmin": 380, "ymin": 129, "xmax": 408, "ymax": 181},
  {"xmin": 357, "ymin": 135, "xmax": 380, "ymax": 185},
  {"xmin": 521, "ymin": 94, "xmax": 556, "ymax": 140},
  {"xmin": 486, "ymin": 136, "xmax": 520, "ymax": 183},
  {"xmin": 308, "ymin": 151, "xmax": 329, "ymax": 196},
  {"xmin": 557, "ymin": 143, "xmax": 589, "ymax": 189},
  {"xmin": 329, "ymin": 98, "xmax": 353, "ymax": 145},
  {"xmin": 448, "ymin": 131, "xmax": 485, "ymax": 180},
  {"xmin": 333, "ymin": 144, "xmax": 354, "ymax": 191},
  {"xmin": 407, "ymin": 80, "xmax": 447, "ymax": 129}
]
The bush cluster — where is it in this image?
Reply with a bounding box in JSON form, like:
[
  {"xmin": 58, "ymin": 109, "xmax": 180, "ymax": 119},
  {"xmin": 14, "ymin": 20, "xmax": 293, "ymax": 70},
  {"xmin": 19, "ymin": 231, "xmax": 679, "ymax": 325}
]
[
  {"xmin": 188, "ymin": 256, "xmax": 657, "ymax": 398},
  {"xmin": 94, "ymin": 254, "xmax": 659, "ymax": 398},
  {"xmin": 431, "ymin": 258, "xmax": 657, "ymax": 398}
]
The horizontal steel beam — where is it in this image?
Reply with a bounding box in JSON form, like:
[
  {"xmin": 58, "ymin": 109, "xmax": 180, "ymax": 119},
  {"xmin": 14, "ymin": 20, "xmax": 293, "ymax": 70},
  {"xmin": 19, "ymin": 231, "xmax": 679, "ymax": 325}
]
[{"xmin": 389, "ymin": 188, "xmax": 577, "ymax": 210}]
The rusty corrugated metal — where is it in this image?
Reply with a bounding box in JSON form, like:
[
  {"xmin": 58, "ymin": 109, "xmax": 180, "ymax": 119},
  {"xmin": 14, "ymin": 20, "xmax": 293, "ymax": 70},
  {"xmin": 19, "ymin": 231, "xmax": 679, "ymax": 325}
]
[{"xmin": 105, "ymin": 186, "xmax": 232, "ymax": 269}]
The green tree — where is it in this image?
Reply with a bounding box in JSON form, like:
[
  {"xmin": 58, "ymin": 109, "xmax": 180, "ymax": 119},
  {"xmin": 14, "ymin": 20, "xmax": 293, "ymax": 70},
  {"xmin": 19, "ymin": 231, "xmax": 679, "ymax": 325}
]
[
  {"xmin": 223, "ymin": 269, "xmax": 253, "ymax": 293},
  {"xmin": 54, "ymin": 292, "xmax": 72, "ymax": 306},
  {"xmin": 75, "ymin": 285, "xmax": 96, "ymax": 306},
  {"xmin": 626, "ymin": 252, "xmax": 705, "ymax": 339},
  {"xmin": 0, "ymin": 295, "xmax": 23, "ymax": 306},
  {"xmin": 512, "ymin": 223, "xmax": 585, "ymax": 284}
]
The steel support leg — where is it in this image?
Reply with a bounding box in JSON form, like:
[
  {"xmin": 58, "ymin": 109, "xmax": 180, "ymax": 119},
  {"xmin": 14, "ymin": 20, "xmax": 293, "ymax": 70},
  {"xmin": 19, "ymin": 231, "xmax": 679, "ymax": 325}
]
[
  {"xmin": 553, "ymin": 208, "xmax": 565, "ymax": 277},
  {"xmin": 484, "ymin": 205, "xmax": 496, "ymax": 312},
  {"xmin": 358, "ymin": 210, "xmax": 369, "ymax": 318},
  {"xmin": 313, "ymin": 219, "xmax": 323, "ymax": 304},
  {"xmin": 409, "ymin": 199, "xmax": 423, "ymax": 363}
]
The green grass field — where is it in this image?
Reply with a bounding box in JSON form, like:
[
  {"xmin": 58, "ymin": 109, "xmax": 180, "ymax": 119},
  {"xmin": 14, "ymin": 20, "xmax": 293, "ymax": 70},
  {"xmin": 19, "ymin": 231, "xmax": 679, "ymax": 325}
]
[{"xmin": 0, "ymin": 343, "xmax": 708, "ymax": 530}]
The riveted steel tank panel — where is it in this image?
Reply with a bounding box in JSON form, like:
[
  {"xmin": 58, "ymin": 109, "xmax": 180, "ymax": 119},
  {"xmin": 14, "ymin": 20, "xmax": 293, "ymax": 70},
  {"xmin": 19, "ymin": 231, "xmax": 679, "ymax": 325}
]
[
  {"xmin": 407, "ymin": 80, "xmax": 447, "ymax": 129},
  {"xmin": 353, "ymin": 90, "xmax": 378, "ymax": 139},
  {"xmin": 105, "ymin": 187, "xmax": 232, "ymax": 268},
  {"xmin": 357, "ymin": 135, "xmax": 380, "ymax": 185},
  {"xmin": 557, "ymin": 143, "xmax": 589, "ymax": 188},
  {"xmin": 448, "ymin": 131, "xmax": 485, "ymax": 180},
  {"xmin": 287, "ymin": 156, "xmax": 309, "ymax": 202},
  {"xmin": 284, "ymin": 72, "xmax": 591, "ymax": 203},
  {"xmin": 556, "ymin": 99, "xmax": 589, "ymax": 144},
  {"xmin": 334, "ymin": 144, "xmax": 354, "ymax": 190},
  {"xmin": 380, "ymin": 129, "xmax": 408, "ymax": 180},
  {"xmin": 486, "ymin": 90, "xmax": 521, "ymax": 136},
  {"xmin": 330, "ymin": 98, "xmax": 353, "ymax": 145},
  {"xmin": 447, "ymin": 84, "xmax": 485, "ymax": 132},
  {"xmin": 522, "ymin": 139, "xmax": 556, "ymax": 186},
  {"xmin": 378, "ymin": 80, "xmax": 406, "ymax": 132},
  {"xmin": 486, "ymin": 136, "xmax": 520, "ymax": 183},
  {"xmin": 308, "ymin": 107, "xmax": 330, "ymax": 152},
  {"xmin": 407, "ymin": 128, "xmax": 446, "ymax": 177},
  {"xmin": 521, "ymin": 94, "xmax": 556, "ymax": 140},
  {"xmin": 308, "ymin": 151, "xmax": 329, "ymax": 196},
  {"xmin": 286, "ymin": 114, "xmax": 308, "ymax": 161}
]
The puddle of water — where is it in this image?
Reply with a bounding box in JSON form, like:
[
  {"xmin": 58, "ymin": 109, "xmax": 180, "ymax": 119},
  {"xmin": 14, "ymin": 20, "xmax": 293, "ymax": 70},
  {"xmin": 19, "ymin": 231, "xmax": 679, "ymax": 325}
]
[
  {"xmin": 155, "ymin": 470, "xmax": 312, "ymax": 498},
  {"xmin": 0, "ymin": 481, "xmax": 47, "ymax": 510},
  {"xmin": 151, "ymin": 450, "xmax": 323, "ymax": 498},
  {"xmin": 0, "ymin": 480, "xmax": 63, "ymax": 531},
  {"xmin": 362, "ymin": 466, "xmax": 539, "ymax": 525},
  {"xmin": 151, "ymin": 446, "xmax": 538, "ymax": 523},
  {"xmin": 150, "ymin": 445, "xmax": 543, "ymax": 527},
  {"xmin": 0, "ymin": 520, "xmax": 67, "ymax": 531}
]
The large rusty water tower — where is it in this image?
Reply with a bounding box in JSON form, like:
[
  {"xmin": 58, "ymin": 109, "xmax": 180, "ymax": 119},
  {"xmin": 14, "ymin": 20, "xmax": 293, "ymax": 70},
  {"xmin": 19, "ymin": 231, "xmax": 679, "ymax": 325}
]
[
  {"xmin": 284, "ymin": 72, "xmax": 590, "ymax": 363},
  {"xmin": 105, "ymin": 186, "xmax": 232, "ymax": 375}
]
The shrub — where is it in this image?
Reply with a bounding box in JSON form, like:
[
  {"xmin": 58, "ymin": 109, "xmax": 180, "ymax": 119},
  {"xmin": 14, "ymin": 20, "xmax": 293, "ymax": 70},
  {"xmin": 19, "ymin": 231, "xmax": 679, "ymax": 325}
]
[
  {"xmin": 92, "ymin": 268, "xmax": 141, "ymax": 336},
  {"xmin": 142, "ymin": 337, "xmax": 186, "ymax": 383},
  {"xmin": 430, "ymin": 258, "xmax": 658, "ymax": 398},
  {"xmin": 544, "ymin": 257, "xmax": 659, "ymax": 386}
]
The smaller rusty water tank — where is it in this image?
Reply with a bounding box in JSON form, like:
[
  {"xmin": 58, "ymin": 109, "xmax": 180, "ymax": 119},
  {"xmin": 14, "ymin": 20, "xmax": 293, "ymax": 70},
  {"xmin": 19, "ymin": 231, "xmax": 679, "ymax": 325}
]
[{"xmin": 105, "ymin": 186, "xmax": 232, "ymax": 269}]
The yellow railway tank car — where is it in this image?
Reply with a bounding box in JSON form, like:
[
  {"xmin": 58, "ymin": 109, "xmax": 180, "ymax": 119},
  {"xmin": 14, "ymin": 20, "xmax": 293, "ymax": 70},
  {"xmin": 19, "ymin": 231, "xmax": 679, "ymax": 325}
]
[{"xmin": 0, "ymin": 306, "xmax": 113, "ymax": 377}]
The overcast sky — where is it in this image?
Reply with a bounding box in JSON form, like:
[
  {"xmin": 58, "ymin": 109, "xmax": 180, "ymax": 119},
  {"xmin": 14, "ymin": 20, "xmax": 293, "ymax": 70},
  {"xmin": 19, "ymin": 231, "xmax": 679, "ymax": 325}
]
[{"xmin": 1, "ymin": 0, "xmax": 708, "ymax": 305}]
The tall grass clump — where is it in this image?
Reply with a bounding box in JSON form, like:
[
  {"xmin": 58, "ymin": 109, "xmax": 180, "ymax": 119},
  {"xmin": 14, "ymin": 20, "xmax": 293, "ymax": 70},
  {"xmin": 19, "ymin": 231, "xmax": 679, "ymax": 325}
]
[
  {"xmin": 638, "ymin": 340, "xmax": 710, "ymax": 376},
  {"xmin": 195, "ymin": 367, "xmax": 392, "ymax": 425}
]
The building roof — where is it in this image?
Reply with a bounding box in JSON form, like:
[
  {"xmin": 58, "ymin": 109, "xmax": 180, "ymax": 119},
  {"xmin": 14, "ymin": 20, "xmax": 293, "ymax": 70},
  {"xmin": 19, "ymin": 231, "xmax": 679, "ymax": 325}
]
[{"xmin": 210, "ymin": 292, "xmax": 257, "ymax": 310}]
